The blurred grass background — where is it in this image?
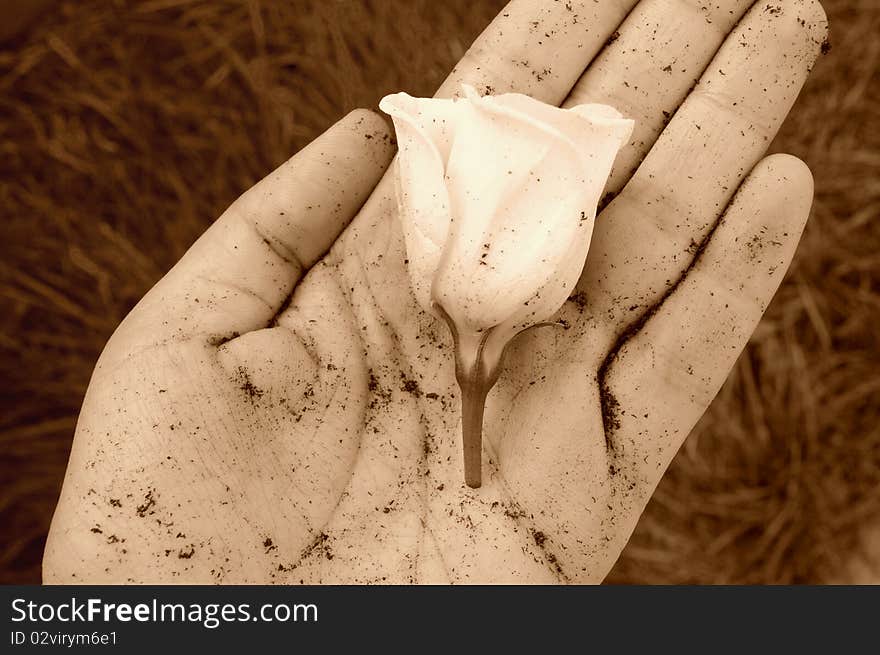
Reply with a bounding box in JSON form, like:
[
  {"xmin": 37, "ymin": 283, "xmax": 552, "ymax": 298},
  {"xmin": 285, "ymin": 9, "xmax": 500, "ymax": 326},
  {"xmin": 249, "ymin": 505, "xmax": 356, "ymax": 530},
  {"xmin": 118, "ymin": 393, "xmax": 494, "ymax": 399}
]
[{"xmin": 0, "ymin": 0, "xmax": 877, "ymax": 584}]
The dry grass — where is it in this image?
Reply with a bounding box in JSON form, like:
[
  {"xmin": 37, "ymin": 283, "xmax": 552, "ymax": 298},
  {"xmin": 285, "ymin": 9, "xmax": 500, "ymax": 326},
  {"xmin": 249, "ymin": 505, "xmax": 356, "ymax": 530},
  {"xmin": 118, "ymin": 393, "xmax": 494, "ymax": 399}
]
[{"xmin": 0, "ymin": 0, "xmax": 877, "ymax": 584}]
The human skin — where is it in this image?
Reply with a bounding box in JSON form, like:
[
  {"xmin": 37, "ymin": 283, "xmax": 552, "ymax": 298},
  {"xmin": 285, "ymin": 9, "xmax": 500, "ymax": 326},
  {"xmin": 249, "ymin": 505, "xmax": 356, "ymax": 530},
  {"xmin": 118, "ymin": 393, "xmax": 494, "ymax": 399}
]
[{"xmin": 44, "ymin": 0, "xmax": 827, "ymax": 583}]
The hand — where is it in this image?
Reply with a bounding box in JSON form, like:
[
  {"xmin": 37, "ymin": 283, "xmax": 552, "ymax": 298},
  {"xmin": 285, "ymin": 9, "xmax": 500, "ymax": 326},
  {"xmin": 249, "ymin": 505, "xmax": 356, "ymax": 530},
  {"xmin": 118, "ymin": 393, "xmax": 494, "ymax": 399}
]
[{"xmin": 44, "ymin": 0, "xmax": 827, "ymax": 583}]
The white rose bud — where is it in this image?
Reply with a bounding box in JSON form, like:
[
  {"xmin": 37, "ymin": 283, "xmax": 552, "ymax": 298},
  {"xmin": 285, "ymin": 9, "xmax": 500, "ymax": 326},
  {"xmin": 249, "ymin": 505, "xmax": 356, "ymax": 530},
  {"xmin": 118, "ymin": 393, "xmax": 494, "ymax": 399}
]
[{"xmin": 380, "ymin": 85, "xmax": 633, "ymax": 487}]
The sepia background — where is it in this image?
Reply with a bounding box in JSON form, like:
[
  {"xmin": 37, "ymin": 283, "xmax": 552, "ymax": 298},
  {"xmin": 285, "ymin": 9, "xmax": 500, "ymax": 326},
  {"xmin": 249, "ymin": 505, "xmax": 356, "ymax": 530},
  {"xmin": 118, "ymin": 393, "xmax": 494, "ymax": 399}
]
[{"xmin": 1, "ymin": 0, "xmax": 877, "ymax": 584}]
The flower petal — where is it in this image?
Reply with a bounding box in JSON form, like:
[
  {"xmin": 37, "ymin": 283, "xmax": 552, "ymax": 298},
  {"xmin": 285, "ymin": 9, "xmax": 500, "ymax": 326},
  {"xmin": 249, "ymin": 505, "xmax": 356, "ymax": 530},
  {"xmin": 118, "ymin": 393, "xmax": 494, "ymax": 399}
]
[
  {"xmin": 487, "ymin": 89, "xmax": 634, "ymax": 231},
  {"xmin": 433, "ymin": 85, "xmax": 632, "ymax": 332},
  {"xmin": 379, "ymin": 92, "xmax": 462, "ymax": 310}
]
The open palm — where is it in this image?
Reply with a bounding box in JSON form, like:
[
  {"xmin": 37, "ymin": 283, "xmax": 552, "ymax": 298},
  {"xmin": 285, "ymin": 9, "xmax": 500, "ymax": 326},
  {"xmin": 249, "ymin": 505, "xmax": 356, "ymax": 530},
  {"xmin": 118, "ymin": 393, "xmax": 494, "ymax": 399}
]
[{"xmin": 45, "ymin": 0, "xmax": 826, "ymax": 583}]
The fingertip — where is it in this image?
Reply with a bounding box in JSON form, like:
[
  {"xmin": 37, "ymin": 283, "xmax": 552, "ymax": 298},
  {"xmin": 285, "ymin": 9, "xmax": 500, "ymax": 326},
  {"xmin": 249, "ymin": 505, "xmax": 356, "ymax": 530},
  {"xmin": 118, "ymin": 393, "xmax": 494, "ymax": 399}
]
[
  {"xmin": 748, "ymin": 153, "xmax": 814, "ymax": 227},
  {"xmin": 339, "ymin": 108, "xmax": 397, "ymax": 163},
  {"xmin": 760, "ymin": 152, "xmax": 814, "ymax": 193},
  {"xmin": 799, "ymin": 0, "xmax": 829, "ymax": 46},
  {"xmin": 344, "ymin": 106, "xmax": 387, "ymax": 128}
]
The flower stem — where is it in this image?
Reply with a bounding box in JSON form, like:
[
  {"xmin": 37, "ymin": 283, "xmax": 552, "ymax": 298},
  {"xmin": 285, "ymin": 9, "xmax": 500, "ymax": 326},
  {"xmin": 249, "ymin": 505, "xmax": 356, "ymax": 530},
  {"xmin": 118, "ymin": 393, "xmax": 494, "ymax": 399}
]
[
  {"xmin": 434, "ymin": 303, "xmax": 506, "ymax": 489},
  {"xmin": 459, "ymin": 376, "xmax": 489, "ymax": 488}
]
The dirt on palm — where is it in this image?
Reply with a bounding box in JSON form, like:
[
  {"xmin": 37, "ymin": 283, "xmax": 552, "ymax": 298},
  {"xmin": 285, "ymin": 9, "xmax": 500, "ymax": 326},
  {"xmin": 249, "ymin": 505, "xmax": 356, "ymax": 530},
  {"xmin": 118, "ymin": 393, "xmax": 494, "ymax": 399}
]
[{"xmin": 0, "ymin": 0, "xmax": 877, "ymax": 583}]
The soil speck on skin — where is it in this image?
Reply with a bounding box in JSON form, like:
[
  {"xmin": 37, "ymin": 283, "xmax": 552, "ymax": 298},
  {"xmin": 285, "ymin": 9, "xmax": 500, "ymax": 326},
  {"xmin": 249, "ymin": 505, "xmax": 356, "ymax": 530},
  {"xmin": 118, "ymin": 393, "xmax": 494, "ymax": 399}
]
[
  {"xmin": 178, "ymin": 545, "xmax": 195, "ymax": 559},
  {"xmin": 746, "ymin": 230, "xmax": 769, "ymax": 262},
  {"xmin": 529, "ymin": 530, "xmax": 565, "ymax": 576},
  {"xmin": 299, "ymin": 531, "xmax": 334, "ymax": 563},
  {"xmin": 368, "ymin": 370, "xmax": 392, "ymax": 409},
  {"xmin": 821, "ymin": 37, "xmax": 831, "ymax": 55},
  {"xmin": 600, "ymin": 385, "xmax": 622, "ymax": 446},
  {"xmin": 399, "ymin": 372, "xmax": 422, "ymax": 397},
  {"xmin": 546, "ymin": 552, "xmax": 564, "ymax": 575},
  {"xmin": 135, "ymin": 489, "xmax": 156, "ymax": 518},
  {"xmin": 598, "ymin": 190, "xmax": 617, "ymax": 213},
  {"xmin": 236, "ymin": 366, "xmax": 264, "ymax": 400},
  {"xmin": 567, "ymin": 291, "xmax": 588, "ymax": 310},
  {"xmin": 263, "ymin": 537, "xmax": 277, "ymax": 553}
]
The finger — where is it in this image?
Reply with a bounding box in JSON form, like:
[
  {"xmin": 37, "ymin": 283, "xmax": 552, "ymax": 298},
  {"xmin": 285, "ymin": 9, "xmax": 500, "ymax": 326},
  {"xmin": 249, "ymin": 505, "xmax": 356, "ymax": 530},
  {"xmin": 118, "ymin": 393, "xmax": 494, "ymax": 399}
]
[
  {"xmin": 436, "ymin": 0, "xmax": 638, "ymax": 103},
  {"xmin": 577, "ymin": 0, "xmax": 827, "ymax": 341},
  {"xmin": 603, "ymin": 153, "xmax": 814, "ymax": 480},
  {"xmin": 563, "ymin": 0, "xmax": 754, "ymax": 194},
  {"xmin": 133, "ymin": 109, "xmax": 394, "ymax": 343}
]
